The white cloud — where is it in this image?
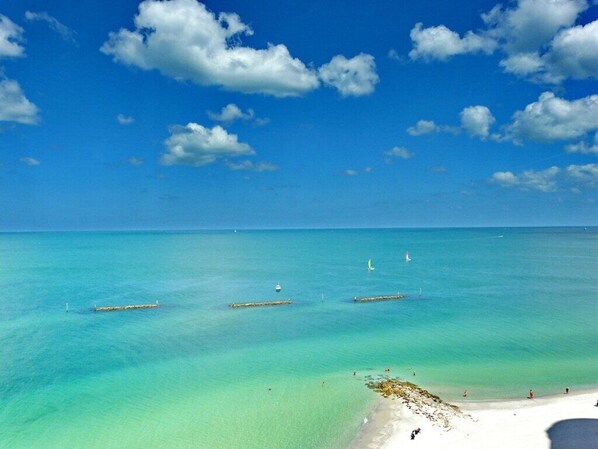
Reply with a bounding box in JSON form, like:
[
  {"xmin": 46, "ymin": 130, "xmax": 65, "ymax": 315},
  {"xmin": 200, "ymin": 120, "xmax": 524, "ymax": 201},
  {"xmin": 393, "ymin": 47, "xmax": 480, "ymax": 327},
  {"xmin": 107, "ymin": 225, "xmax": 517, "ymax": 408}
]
[
  {"xmin": 161, "ymin": 123, "xmax": 254, "ymax": 167},
  {"xmin": 101, "ymin": 0, "xmax": 320, "ymax": 97},
  {"xmin": 319, "ymin": 53, "xmax": 379, "ymax": 97},
  {"xmin": 409, "ymin": 0, "xmax": 594, "ymax": 84},
  {"xmin": 492, "ymin": 166, "xmax": 560, "ymax": 192},
  {"xmin": 208, "ymin": 103, "xmax": 254, "ymax": 124},
  {"xmin": 482, "ymin": 0, "xmax": 586, "ymax": 54},
  {"xmin": 543, "ymin": 20, "xmax": 598, "ymax": 82},
  {"xmin": 342, "ymin": 169, "xmax": 358, "ymax": 176},
  {"xmin": 253, "ymin": 117, "xmax": 270, "ymax": 127},
  {"xmin": 19, "ymin": 156, "xmax": 40, "ymax": 166},
  {"xmin": 0, "ymin": 15, "xmax": 25, "ymax": 58},
  {"xmin": 0, "ymin": 79, "xmax": 39, "ymax": 124},
  {"xmin": 492, "ymin": 171, "xmax": 519, "ymax": 187},
  {"xmin": 565, "ymin": 137, "xmax": 598, "ymax": 155},
  {"xmin": 407, "ymin": 120, "xmax": 440, "ymax": 136},
  {"xmin": 506, "ymin": 92, "xmax": 598, "ymax": 143},
  {"xmin": 492, "ymin": 163, "xmax": 598, "ymax": 192},
  {"xmin": 25, "ymin": 11, "xmax": 76, "ymax": 43},
  {"xmin": 565, "ymin": 163, "xmax": 598, "ymax": 184},
  {"xmin": 499, "ymin": 52, "xmax": 545, "ymax": 77},
  {"xmin": 388, "ymin": 48, "xmax": 400, "ymax": 60},
  {"xmin": 128, "ymin": 157, "xmax": 143, "ymax": 166},
  {"xmin": 385, "ymin": 146, "xmax": 413, "ymax": 160},
  {"xmin": 225, "ymin": 160, "xmax": 278, "ymax": 171},
  {"xmin": 409, "ymin": 22, "xmax": 497, "ymax": 61},
  {"xmin": 460, "ymin": 105, "xmax": 496, "ymax": 139},
  {"xmin": 117, "ymin": 113, "xmax": 134, "ymax": 125}
]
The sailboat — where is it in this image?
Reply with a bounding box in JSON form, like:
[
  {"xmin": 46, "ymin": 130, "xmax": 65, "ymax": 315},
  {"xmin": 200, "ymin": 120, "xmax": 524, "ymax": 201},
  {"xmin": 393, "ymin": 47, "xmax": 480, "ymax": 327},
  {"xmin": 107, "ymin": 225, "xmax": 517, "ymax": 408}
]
[
  {"xmin": 405, "ymin": 252, "xmax": 411, "ymax": 263},
  {"xmin": 368, "ymin": 259, "xmax": 375, "ymax": 271},
  {"xmin": 275, "ymin": 283, "xmax": 282, "ymax": 292}
]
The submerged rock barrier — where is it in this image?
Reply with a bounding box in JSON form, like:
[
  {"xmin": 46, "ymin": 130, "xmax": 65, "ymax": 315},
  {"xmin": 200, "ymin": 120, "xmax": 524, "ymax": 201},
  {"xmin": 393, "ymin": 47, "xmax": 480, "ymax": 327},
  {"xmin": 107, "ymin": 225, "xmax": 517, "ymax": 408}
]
[
  {"xmin": 94, "ymin": 304, "xmax": 159, "ymax": 312},
  {"xmin": 354, "ymin": 294, "xmax": 407, "ymax": 303},
  {"xmin": 229, "ymin": 300, "xmax": 292, "ymax": 308}
]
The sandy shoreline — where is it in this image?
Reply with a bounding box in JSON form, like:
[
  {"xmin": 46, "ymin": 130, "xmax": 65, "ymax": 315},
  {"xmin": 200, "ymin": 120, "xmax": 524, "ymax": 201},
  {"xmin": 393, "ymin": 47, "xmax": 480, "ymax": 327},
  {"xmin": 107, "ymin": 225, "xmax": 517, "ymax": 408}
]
[{"xmin": 350, "ymin": 387, "xmax": 598, "ymax": 449}]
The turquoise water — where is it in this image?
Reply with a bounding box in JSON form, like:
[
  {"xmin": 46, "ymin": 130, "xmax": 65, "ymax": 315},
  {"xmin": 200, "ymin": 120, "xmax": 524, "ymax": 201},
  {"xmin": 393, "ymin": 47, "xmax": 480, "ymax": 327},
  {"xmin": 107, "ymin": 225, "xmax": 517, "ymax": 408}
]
[{"xmin": 1, "ymin": 228, "xmax": 597, "ymax": 449}]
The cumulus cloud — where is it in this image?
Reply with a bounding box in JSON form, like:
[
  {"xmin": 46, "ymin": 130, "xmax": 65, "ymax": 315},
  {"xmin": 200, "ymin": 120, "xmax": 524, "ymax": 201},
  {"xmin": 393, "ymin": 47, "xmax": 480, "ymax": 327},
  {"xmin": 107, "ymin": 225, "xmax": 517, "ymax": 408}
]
[
  {"xmin": 565, "ymin": 163, "xmax": 598, "ymax": 184},
  {"xmin": 101, "ymin": 0, "xmax": 320, "ymax": 97},
  {"xmin": 207, "ymin": 103, "xmax": 254, "ymax": 124},
  {"xmin": 225, "ymin": 160, "xmax": 278, "ymax": 171},
  {"xmin": 460, "ymin": 105, "xmax": 496, "ymax": 139},
  {"xmin": 342, "ymin": 169, "xmax": 358, "ymax": 176},
  {"xmin": 492, "ymin": 163, "xmax": 598, "ymax": 192},
  {"xmin": 117, "ymin": 113, "xmax": 134, "ymax": 125},
  {"xmin": 25, "ymin": 11, "xmax": 76, "ymax": 43},
  {"xmin": 505, "ymin": 92, "xmax": 598, "ymax": 143},
  {"xmin": 161, "ymin": 123, "xmax": 254, "ymax": 167},
  {"xmin": 407, "ymin": 119, "xmax": 459, "ymax": 136},
  {"xmin": 128, "ymin": 157, "xmax": 143, "ymax": 166},
  {"xmin": 482, "ymin": 0, "xmax": 586, "ymax": 54},
  {"xmin": 319, "ymin": 53, "xmax": 379, "ymax": 96},
  {"xmin": 101, "ymin": 0, "xmax": 377, "ymax": 97},
  {"xmin": 542, "ymin": 21, "xmax": 598, "ymax": 82},
  {"xmin": 407, "ymin": 120, "xmax": 440, "ymax": 136},
  {"xmin": 0, "ymin": 79, "xmax": 39, "ymax": 124},
  {"xmin": 385, "ymin": 146, "xmax": 413, "ymax": 160},
  {"xmin": 0, "ymin": 15, "xmax": 25, "ymax": 58},
  {"xmin": 409, "ymin": 0, "xmax": 596, "ymax": 84},
  {"xmin": 408, "ymin": 107, "xmax": 493, "ymax": 140},
  {"xmin": 492, "ymin": 166, "xmax": 560, "ymax": 191},
  {"xmin": 409, "ymin": 22, "xmax": 496, "ymax": 61},
  {"xmin": 565, "ymin": 134, "xmax": 598, "ymax": 155},
  {"xmin": 19, "ymin": 156, "xmax": 40, "ymax": 166}
]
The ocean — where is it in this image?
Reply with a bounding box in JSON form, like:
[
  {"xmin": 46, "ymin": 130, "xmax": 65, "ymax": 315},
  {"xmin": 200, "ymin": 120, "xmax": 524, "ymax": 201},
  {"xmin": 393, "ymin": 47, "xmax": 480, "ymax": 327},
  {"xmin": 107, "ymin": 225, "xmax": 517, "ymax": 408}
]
[{"xmin": 1, "ymin": 228, "xmax": 597, "ymax": 449}]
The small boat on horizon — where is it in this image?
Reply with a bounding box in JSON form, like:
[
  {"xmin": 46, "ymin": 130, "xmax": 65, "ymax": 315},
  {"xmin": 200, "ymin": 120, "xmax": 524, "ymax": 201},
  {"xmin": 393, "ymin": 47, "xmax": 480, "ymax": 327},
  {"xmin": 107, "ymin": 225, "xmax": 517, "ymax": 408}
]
[
  {"xmin": 367, "ymin": 259, "xmax": 375, "ymax": 271},
  {"xmin": 275, "ymin": 283, "xmax": 282, "ymax": 292}
]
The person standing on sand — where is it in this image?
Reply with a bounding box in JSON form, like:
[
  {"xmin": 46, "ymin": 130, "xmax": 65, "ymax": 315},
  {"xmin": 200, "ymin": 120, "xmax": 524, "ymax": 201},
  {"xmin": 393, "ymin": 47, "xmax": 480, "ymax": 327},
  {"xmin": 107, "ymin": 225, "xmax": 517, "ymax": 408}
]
[{"xmin": 529, "ymin": 389, "xmax": 534, "ymax": 399}]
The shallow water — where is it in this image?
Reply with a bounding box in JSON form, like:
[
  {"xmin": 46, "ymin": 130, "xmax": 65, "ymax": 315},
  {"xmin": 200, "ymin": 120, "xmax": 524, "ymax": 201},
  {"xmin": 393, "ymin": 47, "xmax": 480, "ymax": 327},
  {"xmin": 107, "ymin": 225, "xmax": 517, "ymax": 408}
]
[{"xmin": 1, "ymin": 228, "xmax": 597, "ymax": 448}]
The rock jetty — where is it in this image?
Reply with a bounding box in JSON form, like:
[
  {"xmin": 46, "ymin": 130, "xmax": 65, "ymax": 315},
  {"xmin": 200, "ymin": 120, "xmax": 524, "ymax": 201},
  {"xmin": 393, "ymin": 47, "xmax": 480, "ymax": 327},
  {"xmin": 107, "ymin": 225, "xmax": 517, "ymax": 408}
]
[
  {"xmin": 229, "ymin": 300, "xmax": 292, "ymax": 308},
  {"xmin": 366, "ymin": 377, "xmax": 469, "ymax": 429}
]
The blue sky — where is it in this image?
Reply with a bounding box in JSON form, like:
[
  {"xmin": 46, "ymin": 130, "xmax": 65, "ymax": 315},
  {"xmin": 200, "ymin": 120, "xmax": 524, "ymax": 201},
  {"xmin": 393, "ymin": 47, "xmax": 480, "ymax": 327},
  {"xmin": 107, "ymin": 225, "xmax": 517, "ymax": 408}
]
[{"xmin": 1, "ymin": 0, "xmax": 598, "ymax": 230}]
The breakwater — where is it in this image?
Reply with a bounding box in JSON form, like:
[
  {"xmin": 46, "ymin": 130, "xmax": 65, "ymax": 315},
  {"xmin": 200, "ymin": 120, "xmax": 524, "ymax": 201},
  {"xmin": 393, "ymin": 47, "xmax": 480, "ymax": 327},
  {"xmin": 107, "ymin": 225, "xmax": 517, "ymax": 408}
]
[
  {"xmin": 354, "ymin": 295, "xmax": 407, "ymax": 303},
  {"xmin": 229, "ymin": 300, "xmax": 292, "ymax": 308},
  {"xmin": 94, "ymin": 304, "xmax": 159, "ymax": 312}
]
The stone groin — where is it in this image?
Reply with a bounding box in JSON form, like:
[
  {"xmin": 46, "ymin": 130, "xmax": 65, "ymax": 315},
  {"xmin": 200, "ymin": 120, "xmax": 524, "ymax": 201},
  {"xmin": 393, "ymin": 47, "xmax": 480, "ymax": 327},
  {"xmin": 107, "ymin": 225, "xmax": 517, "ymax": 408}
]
[
  {"xmin": 366, "ymin": 377, "xmax": 469, "ymax": 429},
  {"xmin": 94, "ymin": 304, "xmax": 159, "ymax": 312},
  {"xmin": 229, "ymin": 300, "xmax": 292, "ymax": 308},
  {"xmin": 354, "ymin": 294, "xmax": 407, "ymax": 303}
]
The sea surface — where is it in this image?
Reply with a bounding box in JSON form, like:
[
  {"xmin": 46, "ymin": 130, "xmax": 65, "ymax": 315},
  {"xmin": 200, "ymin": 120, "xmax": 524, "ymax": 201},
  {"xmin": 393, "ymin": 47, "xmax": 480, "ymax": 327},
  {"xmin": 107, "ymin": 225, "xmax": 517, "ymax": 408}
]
[{"xmin": 1, "ymin": 228, "xmax": 597, "ymax": 449}]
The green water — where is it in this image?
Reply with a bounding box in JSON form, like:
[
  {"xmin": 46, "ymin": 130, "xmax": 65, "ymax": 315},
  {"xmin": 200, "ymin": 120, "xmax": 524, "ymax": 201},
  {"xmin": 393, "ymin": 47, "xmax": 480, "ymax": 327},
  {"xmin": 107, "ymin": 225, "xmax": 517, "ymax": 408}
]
[{"xmin": 1, "ymin": 228, "xmax": 597, "ymax": 448}]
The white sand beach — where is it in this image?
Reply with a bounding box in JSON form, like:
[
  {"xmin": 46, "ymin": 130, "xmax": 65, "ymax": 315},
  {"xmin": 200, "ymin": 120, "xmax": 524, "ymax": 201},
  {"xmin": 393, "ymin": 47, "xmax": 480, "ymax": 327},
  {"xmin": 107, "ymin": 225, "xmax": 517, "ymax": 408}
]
[{"xmin": 354, "ymin": 388, "xmax": 598, "ymax": 449}]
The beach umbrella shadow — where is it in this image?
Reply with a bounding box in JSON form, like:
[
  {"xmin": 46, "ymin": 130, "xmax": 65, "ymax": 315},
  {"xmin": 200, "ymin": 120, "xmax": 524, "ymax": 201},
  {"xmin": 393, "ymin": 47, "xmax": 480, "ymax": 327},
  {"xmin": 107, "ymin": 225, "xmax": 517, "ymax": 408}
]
[{"xmin": 546, "ymin": 418, "xmax": 598, "ymax": 449}]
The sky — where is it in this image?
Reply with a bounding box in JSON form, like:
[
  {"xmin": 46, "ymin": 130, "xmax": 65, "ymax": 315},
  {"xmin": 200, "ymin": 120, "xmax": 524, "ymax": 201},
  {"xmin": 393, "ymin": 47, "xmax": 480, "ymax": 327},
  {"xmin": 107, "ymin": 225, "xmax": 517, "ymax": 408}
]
[{"xmin": 1, "ymin": 0, "xmax": 598, "ymax": 230}]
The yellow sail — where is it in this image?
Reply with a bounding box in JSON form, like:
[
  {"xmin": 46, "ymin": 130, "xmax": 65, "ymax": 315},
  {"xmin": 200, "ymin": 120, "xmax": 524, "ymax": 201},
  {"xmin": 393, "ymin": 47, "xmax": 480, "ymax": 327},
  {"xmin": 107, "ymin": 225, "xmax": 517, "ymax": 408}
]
[{"xmin": 368, "ymin": 259, "xmax": 374, "ymax": 270}]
